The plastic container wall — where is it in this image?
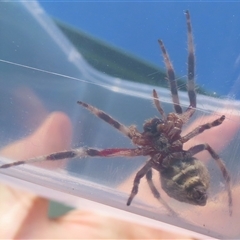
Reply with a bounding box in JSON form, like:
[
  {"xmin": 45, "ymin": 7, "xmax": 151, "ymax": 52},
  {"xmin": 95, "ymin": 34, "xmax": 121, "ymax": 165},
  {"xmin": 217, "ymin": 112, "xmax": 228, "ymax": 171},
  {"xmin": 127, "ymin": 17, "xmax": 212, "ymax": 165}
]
[{"xmin": 1, "ymin": 2, "xmax": 240, "ymax": 239}]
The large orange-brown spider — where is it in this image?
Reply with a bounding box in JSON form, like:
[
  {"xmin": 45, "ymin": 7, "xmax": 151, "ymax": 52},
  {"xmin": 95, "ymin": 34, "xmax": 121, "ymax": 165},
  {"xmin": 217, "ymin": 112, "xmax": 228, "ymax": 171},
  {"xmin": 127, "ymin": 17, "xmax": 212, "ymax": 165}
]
[{"xmin": 0, "ymin": 11, "xmax": 232, "ymax": 216}]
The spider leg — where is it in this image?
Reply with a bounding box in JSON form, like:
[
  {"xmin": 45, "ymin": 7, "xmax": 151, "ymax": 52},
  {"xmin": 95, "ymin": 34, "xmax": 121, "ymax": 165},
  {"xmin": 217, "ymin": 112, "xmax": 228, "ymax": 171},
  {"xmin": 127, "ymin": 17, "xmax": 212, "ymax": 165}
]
[
  {"xmin": 127, "ymin": 160, "xmax": 152, "ymax": 206},
  {"xmin": 168, "ymin": 127, "xmax": 181, "ymax": 141},
  {"xmin": 188, "ymin": 143, "xmax": 232, "ymax": 216},
  {"xmin": 0, "ymin": 147, "xmax": 145, "ymax": 169},
  {"xmin": 185, "ymin": 10, "xmax": 196, "ymax": 114},
  {"xmin": 180, "ymin": 107, "xmax": 195, "ymax": 124},
  {"xmin": 152, "ymin": 89, "xmax": 167, "ymax": 121},
  {"xmin": 0, "ymin": 150, "xmax": 78, "ymax": 169},
  {"xmin": 180, "ymin": 115, "xmax": 225, "ymax": 144},
  {"xmin": 158, "ymin": 39, "xmax": 182, "ymax": 114},
  {"xmin": 146, "ymin": 168, "xmax": 177, "ymax": 215},
  {"xmin": 77, "ymin": 101, "xmax": 137, "ymax": 139}
]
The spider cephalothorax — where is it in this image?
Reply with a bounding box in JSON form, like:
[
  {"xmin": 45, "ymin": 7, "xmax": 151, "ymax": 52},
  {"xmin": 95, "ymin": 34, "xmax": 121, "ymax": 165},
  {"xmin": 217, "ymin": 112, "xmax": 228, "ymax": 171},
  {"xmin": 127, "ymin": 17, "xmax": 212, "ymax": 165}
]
[{"xmin": 0, "ymin": 11, "xmax": 232, "ymax": 216}]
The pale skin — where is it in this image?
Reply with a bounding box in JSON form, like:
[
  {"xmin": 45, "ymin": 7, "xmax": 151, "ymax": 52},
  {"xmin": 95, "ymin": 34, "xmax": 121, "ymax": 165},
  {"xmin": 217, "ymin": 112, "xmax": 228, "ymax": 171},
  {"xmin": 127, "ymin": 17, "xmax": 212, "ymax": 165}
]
[{"xmin": 0, "ymin": 112, "xmax": 194, "ymax": 239}]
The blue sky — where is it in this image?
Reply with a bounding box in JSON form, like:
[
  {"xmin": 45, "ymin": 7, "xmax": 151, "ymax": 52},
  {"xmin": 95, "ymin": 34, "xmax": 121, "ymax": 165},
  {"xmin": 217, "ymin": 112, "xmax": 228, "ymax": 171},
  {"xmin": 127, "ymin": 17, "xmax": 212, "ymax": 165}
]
[{"xmin": 39, "ymin": 1, "xmax": 240, "ymax": 98}]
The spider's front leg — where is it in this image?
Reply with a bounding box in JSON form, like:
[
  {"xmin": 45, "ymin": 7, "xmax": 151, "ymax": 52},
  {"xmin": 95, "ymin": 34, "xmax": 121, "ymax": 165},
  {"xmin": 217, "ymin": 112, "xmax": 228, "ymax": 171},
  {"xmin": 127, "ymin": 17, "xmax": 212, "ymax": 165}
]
[
  {"xmin": 180, "ymin": 115, "xmax": 225, "ymax": 144},
  {"xmin": 0, "ymin": 147, "xmax": 145, "ymax": 169},
  {"xmin": 185, "ymin": 10, "xmax": 196, "ymax": 112},
  {"xmin": 77, "ymin": 101, "xmax": 141, "ymax": 140},
  {"xmin": 158, "ymin": 39, "xmax": 182, "ymax": 114},
  {"xmin": 0, "ymin": 150, "xmax": 78, "ymax": 169}
]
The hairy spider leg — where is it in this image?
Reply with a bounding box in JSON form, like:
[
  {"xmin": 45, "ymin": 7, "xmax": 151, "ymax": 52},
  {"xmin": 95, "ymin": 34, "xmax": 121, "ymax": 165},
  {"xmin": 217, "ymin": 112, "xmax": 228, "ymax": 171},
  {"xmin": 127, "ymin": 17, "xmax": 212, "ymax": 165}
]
[
  {"xmin": 180, "ymin": 115, "xmax": 225, "ymax": 144},
  {"xmin": 185, "ymin": 10, "xmax": 196, "ymax": 113},
  {"xmin": 158, "ymin": 11, "xmax": 196, "ymax": 116},
  {"xmin": 158, "ymin": 39, "xmax": 182, "ymax": 114},
  {"xmin": 146, "ymin": 168, "xmax": 177, "ymax": 215},
  {"xmin": 77, "ymin": 101, "xmax": 136, "ymax": 139},
  {"xmin": 127, "ymin": 160, "xmax": 152, "ymax": 206},
  {"xmin": 152, "ymin": 89, "xmax": 167, "ymax": 121},
  {"xmin": 0, "ymin": 147, "xmax": 145, "ymax": 169},
  {"xmin": 179, "ymin": 107, "xmax": 196, "ymax": 124},
  {"xmin": 188, "ymin": 143, "xmax": 232, "ymax": 216}
]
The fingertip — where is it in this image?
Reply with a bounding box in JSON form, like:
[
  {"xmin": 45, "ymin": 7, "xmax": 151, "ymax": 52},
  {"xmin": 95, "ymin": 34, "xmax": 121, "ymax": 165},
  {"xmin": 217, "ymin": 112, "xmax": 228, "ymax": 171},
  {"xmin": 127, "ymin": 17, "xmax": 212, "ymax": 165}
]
[
  {"xmin": 0, "ymin": 112, "xmax": 72, "ymax": 162},
  {"xmin": 29, "ymin": 111, "xmax": 73, "ymax": 156}
]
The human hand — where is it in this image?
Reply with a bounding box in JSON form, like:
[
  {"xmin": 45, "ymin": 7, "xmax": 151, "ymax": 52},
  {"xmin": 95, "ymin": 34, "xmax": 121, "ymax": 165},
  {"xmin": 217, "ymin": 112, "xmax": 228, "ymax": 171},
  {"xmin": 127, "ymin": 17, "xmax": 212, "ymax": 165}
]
[{"xmin": 0, "ymin": 112, "xmax": 195, "ymax": 239}]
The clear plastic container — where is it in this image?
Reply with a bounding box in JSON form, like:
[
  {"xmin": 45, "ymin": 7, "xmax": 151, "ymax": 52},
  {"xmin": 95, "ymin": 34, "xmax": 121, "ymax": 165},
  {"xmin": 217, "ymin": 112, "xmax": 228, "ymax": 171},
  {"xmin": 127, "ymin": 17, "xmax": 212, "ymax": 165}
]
[{"xmin": 1, "ymin": 1, "xmax": 240, "ymax": 239}]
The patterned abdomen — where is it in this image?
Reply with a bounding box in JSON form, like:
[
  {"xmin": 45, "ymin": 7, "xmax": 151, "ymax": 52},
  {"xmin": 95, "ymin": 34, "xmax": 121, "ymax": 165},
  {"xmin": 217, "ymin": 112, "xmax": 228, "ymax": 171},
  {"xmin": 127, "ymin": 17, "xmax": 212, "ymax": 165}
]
[{"xmin": 160, "ymin": 157, "xmax": 210, "ymax": 206}]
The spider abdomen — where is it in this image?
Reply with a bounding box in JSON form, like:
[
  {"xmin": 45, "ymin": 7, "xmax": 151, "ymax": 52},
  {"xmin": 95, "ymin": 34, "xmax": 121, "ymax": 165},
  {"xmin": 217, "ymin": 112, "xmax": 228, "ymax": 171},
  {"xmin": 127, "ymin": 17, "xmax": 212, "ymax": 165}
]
[{"xmin": 160, "ymin": 157, "xmax": 210, "ymax": 206}]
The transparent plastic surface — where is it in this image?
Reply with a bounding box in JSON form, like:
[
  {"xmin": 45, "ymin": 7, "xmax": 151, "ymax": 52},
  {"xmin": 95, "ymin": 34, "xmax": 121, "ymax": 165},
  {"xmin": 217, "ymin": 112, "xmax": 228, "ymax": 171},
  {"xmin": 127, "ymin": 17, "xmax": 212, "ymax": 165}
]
[{"xmin": 1, "ymin": 2, "xmax": 240, "ymax": 239}]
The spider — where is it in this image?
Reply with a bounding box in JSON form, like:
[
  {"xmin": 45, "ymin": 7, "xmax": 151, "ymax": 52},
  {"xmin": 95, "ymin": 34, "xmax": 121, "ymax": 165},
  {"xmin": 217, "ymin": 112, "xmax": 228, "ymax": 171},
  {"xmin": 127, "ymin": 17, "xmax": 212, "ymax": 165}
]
[{"xmin": 0, "ymin": 11, "xmax": 232, "ymax": 216}]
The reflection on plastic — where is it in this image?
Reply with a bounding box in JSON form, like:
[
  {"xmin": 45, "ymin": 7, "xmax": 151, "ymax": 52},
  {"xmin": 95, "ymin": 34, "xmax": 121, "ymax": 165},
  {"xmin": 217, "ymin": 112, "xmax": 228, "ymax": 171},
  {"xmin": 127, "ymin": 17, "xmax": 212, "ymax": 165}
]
[{"xmin": 1, "ymin": 1, "xmax": 240, "ymax": 239}]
